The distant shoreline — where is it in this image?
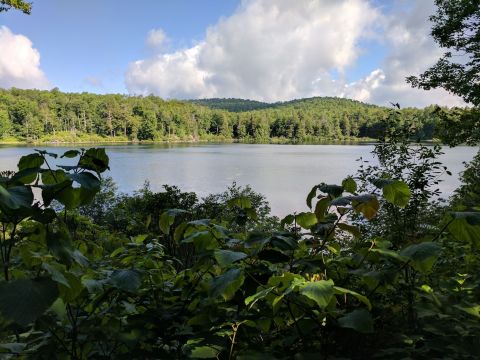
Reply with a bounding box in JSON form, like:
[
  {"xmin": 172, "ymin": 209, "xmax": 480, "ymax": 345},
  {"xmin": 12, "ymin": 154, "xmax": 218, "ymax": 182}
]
[{"xmin": 0, "ymin": 137, "xmax": 381, "ymax": 146}]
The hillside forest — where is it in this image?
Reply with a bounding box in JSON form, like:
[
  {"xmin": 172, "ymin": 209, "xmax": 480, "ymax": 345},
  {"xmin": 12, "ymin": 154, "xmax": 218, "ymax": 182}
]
[{"xmin": 0, "ymin": 88, "xmax": 472, "ymax": 144}]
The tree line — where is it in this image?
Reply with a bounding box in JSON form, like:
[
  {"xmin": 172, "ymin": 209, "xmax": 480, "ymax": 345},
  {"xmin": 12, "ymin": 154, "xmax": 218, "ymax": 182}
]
[{"xmin": 0, "ymin": 88, "xmax": 463, "ymax": 143}]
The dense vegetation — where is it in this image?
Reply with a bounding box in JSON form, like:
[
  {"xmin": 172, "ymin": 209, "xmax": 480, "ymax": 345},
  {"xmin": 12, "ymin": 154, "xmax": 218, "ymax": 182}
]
[
  {"xmin": 189, "ymin": 98, "xmax": 273, "ymax": 112},
  {"xmin": 0, "ymin": 88, "xmax": 467, "ymax": 144},
  {"xmin": 0, "ymin": 115, "xmax": 479, "ymax": 358}
]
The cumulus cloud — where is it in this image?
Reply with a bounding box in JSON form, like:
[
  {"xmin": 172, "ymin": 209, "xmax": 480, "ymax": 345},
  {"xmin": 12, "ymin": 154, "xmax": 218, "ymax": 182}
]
[
  {"xmin": 362, "ymin": 0, "xmax": 466, "ymax": 107},
  {"xmin": 146, "ymin": 28, "xmax": 169, "ymax": 52},
  {"xmin": 0, "ymin": 26, "xmax": 50, "ymax": 89},
  {"xmin": 125, "ymin": 0, "xmax": 465, "ymax": 107},
  {"xmin": 126, "ymin": 0, "xmax": 379, "ymax": 101}
]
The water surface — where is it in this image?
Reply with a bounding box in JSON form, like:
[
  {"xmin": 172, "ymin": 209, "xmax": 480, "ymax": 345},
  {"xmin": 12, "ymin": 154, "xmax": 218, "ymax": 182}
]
[{"xmin": 0, "ymin": 143, "xmax": 476, "ymax": 216}]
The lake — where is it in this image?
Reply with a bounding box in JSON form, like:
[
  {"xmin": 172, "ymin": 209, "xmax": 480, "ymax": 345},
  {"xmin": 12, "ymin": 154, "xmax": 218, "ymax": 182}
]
[{"xmin": 0, "ymin": 143, "xmax": 476, "ymax": 217}]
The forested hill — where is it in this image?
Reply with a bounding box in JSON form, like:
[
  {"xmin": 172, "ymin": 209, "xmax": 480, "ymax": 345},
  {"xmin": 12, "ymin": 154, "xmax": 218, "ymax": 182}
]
[
  {"xmin": 189, "ymin": 98, "xmax": 272, "ymax": 112},
  {"xmin": 0, "ymin": 88, "xmax": 453, "ymax": 143},
  {"xmin": 190, "ymin": 96, "xmax": 379, "ymax": 113}
]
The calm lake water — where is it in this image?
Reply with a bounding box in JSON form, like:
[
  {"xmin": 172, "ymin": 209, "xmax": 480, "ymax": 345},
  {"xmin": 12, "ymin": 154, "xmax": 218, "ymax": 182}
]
[{"xmin": 0, "ymin": 144, "xmax": 476, "ymax": 217}]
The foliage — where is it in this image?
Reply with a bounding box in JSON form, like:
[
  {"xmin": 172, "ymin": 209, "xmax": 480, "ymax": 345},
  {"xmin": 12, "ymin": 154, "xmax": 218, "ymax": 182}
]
[
  {"xmin": 0, "ymin": 0, "xmax": 31, "ymax": 14},
  {"xmin": 0, "ymin": 141, "xmax": 478, "ymax": 359},
  {"xmin": 406, "ymin": 0, "xmax": 480, "ymax": 107},
  {"xmin": 190, "ymin": 98, "xmax": 272, "ymax": 112},
  {"xmin": 355, "ymin": 108, "xmax": 448, "ymax": 247},
  {"xmin": 451, "ymin": 150, "xmax": 480, "ymax": 209},
  {"xmin": 0, "ymin": 89, "xmax": 463, "ymax": 144}
]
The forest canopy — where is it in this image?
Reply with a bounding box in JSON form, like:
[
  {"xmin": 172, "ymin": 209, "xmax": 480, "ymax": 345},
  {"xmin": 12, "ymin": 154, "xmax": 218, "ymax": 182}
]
[{"xmin": 0, "ymin": 88, "xmax": 471, "ymax": 144}]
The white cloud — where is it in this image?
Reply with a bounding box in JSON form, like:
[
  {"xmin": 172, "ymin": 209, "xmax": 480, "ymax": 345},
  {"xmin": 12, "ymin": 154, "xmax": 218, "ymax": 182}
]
[
  {"xmin": 125, "ymin": 0, "xmax": 465, "ymax": 107},
  {"xmin": 344, "ymin": 69, "xmax": 386, "ymax": 103},
  {"xmin": 146, "ymin": 28, "xmax": 169, "ymax": 52},
  {"xmin": 126, "ymin": 0, "xmax": 379, "ymax": 101},
  {"xmin": 0, "ymin": 26, "xmax": 50, "ymax": 90},
  {"xmin": 362, "ymin": 0, "xmax": 466, "ymax": 107},
  {"xmin": 126, "ymin": 45, "xmax": 215, "ymax": 99}
]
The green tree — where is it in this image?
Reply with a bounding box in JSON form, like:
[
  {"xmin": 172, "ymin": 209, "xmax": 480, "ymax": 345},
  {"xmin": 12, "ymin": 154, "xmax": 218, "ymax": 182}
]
[
  {"xmin": 407, "ymin": 0, "xmax": 479, "ymax": 106},
  {"xmin": 0, "ymin": 0, "xmax": 31, "ymax": 13},
  {"xmin": 0, "ymin": 108, "xmax": 11, "ymax": 138}
]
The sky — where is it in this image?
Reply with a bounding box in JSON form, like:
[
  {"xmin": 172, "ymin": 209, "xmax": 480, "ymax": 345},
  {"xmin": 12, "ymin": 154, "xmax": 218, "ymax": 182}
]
[{"xmin": 0, "ymin": 0, "xmax": 466, "ymax": 107}]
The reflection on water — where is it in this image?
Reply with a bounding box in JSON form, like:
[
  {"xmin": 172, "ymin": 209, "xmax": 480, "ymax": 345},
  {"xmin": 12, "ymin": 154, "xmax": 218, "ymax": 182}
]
[{"xmin": 0, "ymin": 143, "xmax": 476, "ymax": 216}]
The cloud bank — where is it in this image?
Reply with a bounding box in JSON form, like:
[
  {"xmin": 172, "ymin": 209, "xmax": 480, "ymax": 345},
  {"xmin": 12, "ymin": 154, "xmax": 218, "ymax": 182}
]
[
  {"xmin": 0, "ymin": 26, "xmax": 50, "ymax": 90},
  {"xmin": 125, "ymin": 0, "xmax": 464, "ymax": 107}
]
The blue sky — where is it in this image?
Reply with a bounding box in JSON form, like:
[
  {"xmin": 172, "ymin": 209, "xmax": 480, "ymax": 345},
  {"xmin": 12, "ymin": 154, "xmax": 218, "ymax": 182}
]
[
  {"xmin": 0, "ymin": 0, "xmax": 465, "ymax": 107},
  {"xmin": 0, "ymin": 0, "xmax": 240, "ymax": 93}
]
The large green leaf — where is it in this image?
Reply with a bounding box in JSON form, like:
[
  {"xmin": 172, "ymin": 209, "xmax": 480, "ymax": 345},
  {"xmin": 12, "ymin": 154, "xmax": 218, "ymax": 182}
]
[
  {"xmin": 314, "ymin": 197, "xmax": 330, "ymax": 221},
  {"xmin": 299, "ymin": 279, "xmax": 334, "ymax": 308},
  {"xmin": 68, "ymin": 172, "xmax": 101, "ymax": 190},
  {"xmin": 296, "ymin": 212, "xmax": 317, "ymax": 229},
  {"xmin": 61, "ymin": 150, "xmax": 80, "ymax": 158},
  {"xmin": 55, "ymin": 186, "xmax": 96, "ymax": 209},
  {"xmin": 245, "ymin": 286, "xmax": 275, "ymax": 308},
  {"xmin": 342, "ymin": 177, "xmax": 357, "ymax": 193},
  {"xmin": 58, "ymin": 272, "xmax": 84, "ymax": 302},
  {"xmin": 189, "ymin": 345, "xmax": 222, "ymax": 359},
  {"xmin": 334, "ymin": 286, "xmax": 371, "ymax": 310},
  {"xmin": 382, "ymin": 180, "xmax": 411, "ymax": 208},
  {"xmin": 399, "ymin": 242, "xmax": 441, "ymax": 273},
  {"xmin": 159, "ymin": 209, "xmax": 188, "ymax": 235},
  {"xmin": 337, "ymin": 309, "xmax": 373, "ymax": 333},
  {"xmin": 306, "ymin": 185, "xmax": 319, "ymax": 209},
  {"xmin": 209, "ymin": 268, "xmax": 245, "ymax": 301},
  {"xmin": 214, "ymin": 250, "xmax": 247, "ymax": 267},
  {"xmin": 351, "ymin": 194, "xmax": 379, "ymax": 220},
  {"xmin": 109, "ymin": 269, "xmax": 142, "ymax": 293},
  {"xmin": 337, "ymin": 223, "xmax": 361, "ymax": 239},
  {"xmin": 159, "ymin": 211, "xmax": 175, "ymax": 235},
  {"xmin": 318, "ymin": 183, "xmax": 344, "ymax": 198},
  {"xmin": 448, "ymin": 212, "xmax": 480, "ymax": 246},
  {"xmin": 18, "ymin": 153, "xmax": 44, "ymax": 171},
  {"xmin": 10, "ymin": 167, "xmax": 41, "ymax": 184},
  {"xmin": 41, "ymin": 169, "xmax": 68, "ymax": 185},
  {"xmin": 78, "ymin": 148, "xmax": 109, "ymax": 174},
  {"xmin": 0, "ymin": 278, "xmax": 59, "ymax": 326},
  {"xmin": 40, "ymin": 179, "xmax": 72, "ymax": 207},
  {"xmin": 183, "ymin": 230, "xmax": 218, "ymax": 251},
  {"xmin": 0, "ymin": 185, "xmax": 33, "ymax": 209}
]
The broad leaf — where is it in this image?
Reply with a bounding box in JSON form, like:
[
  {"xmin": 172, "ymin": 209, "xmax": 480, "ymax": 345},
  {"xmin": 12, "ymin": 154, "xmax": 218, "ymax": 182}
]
[
  {"xmin": 109, "ymin": 269, "xmax": 142, "ymax": 293},
  {"xmin": 300, "ymin": 279, "xmax": 334, "ymax": 308},
  {"xmin": 210, "ymin": 268, "xmax": 245, "ymax": 301},
  {"xmin": 78, "ymin": 148, "xmax": 109, "ymax": 173},
  {"xmin": 18, "ymin": 153, "xmax": 44, "ymax": 171},
  {"xmin": 351, "ymin": 194, "xmax": 379, "ymax": 220},
  {"xmin": 0, "ymin": 185, "xmax": 33, "ymax": 210},
  {"xmin": 68, "ymin": 172, "xmax": 101, "ymax": 190},
  {"xmin": 0, "ymin": 278, "xmax": 59, "ymax": 326},
  {"xmin": 338, "ymin": 309, "xmax": 373, "ymax": 333},
  {"xmin": 61, "ymin": 150, "xmax": 80, "ymax": 158},
  {"xmin": 334, "ymin": 286, "xmax": 371, "ymax": 310},
  {"xmin": 342, "ymin": 177, "xmax": 357, "ymax": 193},
  {"xmin": 382, "ymin": 180, "xmax": 411, "ymax": 208},
  {"xmin": 245, "ymin": 287, "xmax": 275, "ymax": 308},
  {"xmin": 296, "ymin": 212, "xmax": 317, "ymax": 229},
  {"xmin": 214, "ymin": 250, "xmax": 247, "ymax": 267},
  {"xmin": 337, "ymin": 223, "xmax": 361, "ymax": 239},
  {"xmin": 448, "ymin": 212, "xmax": 480, "ymax": 246},
  {"xmin": 399, "ymin": 242, "xmax": 441, "ymax": 273}
]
